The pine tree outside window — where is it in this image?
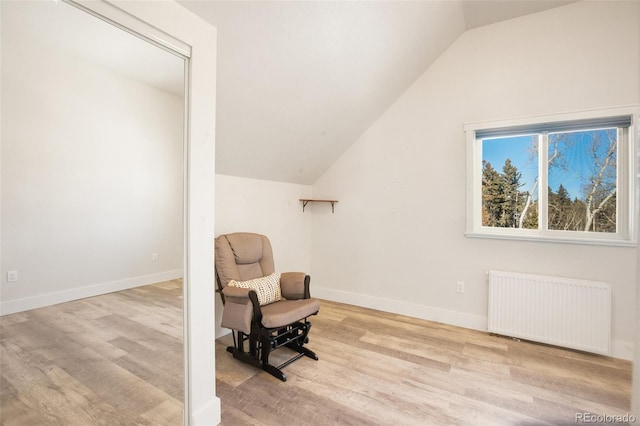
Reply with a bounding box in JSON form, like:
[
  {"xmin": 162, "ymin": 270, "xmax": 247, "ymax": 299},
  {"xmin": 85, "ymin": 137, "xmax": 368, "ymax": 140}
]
[{"xmin": 465, "ymin": 108, "xmax": 637, "ymax": 245}]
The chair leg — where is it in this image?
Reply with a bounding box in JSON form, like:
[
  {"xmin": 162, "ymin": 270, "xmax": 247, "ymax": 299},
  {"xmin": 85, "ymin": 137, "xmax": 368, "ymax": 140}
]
[
  {"xmin": 226, "ymin": 322, "xmax": 317, "ymax": 382},
  {"xmin": 227, "ymin": 331, "xmax": 262, "ymax": 369},
  {"xmin": 260, "ymin": 333, "xmax": 288, "ymax": 381},
  {"xmin": 226, "ymin": 330, "xmax": 241, "ymax": 354},
  {"xmin": 261, "ymin": 361, "xmax": 287, "ymax": 381},
  {"xmin": 285, "ymin": 321, "xmax": 318, "ymax": 360}
]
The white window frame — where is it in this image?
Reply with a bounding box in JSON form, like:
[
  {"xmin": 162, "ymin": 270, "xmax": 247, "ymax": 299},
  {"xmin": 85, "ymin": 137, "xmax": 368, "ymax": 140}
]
[{"xmin": 464, "ymin": 106, "xmax": 639, "ymax": 246}]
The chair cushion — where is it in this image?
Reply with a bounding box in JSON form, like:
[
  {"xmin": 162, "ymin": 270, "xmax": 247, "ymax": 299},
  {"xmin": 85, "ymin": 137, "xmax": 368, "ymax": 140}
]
[
  {"xmin": 260, "ymin": 298, "xmax": 320, "ymax": 329},
  {"xmin": 228, "ymin": 272, "xmax": 282, "ymax": 306},
  {"xmin": 225, "ymin": 232, "xmax": 271, "ymax": 264},
  {"xmin": 215, "ymin": 233, "xmax": 276, "ymax": 288}
]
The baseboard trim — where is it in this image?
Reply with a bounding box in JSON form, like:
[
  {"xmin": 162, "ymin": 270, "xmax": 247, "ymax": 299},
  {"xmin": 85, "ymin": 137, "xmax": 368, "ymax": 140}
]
[
  {"xmin": 313, "ymin": 286, "xmax": 487, "ymax": 331},
  {"xmin": 612, "ymin": 339, "xmax": 634, "ymax": 361},
  {"xmin": 0, "ymin": 270, "xmax": 183, "ymax": 316},
  {"xmin": 312, "ymin": 286, "xmax": 633, "ymax": 361},
  {"xmin": 191, "ymin": 396, "xmax": 221, "ymax": 426}
]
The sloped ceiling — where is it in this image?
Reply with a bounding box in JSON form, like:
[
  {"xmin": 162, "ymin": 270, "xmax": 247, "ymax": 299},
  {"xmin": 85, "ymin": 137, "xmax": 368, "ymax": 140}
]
[
  {"xmin": 7, "ymin": 1, "xmax": 185, "ymax": 97},
  {"xmin": 462, "ymin": 0, "xmax": 575, "ymax": 29},
  {"xmin": 179, "ymin": 1, "xmax": 575, "ymax": 185}
]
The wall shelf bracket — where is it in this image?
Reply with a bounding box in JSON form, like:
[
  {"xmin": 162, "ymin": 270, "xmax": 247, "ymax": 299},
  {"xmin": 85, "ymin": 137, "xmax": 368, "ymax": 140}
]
[{"xmin": 299, "ymin": 199, "xmax": 338, "ymax": 213}]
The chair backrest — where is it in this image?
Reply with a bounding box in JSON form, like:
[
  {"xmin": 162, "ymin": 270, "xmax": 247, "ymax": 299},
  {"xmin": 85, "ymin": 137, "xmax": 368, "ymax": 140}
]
[{"xmin": 215, "ymin": 232, "xmax": 275, "ymax": 290}]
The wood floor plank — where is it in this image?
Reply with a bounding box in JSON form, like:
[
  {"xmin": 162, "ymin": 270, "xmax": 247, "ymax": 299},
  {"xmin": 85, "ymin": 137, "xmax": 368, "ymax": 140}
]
[
  {"xmin": 217, "ymin": 299, "xmax": 632, "ymax": 425},
  {"xmin": 0, "ymin": 281, "xmax": 184, "ymax": 426},
  {"xmin": 1, "ymin": 288, "xmax": 633, "ymax": 425},
  {"xmin": 136, "ymin": 399, "xmax": 184, "ymax": 425}
]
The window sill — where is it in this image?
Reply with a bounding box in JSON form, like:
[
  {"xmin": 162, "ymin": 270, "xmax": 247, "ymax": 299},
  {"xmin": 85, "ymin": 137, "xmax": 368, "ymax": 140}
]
[{"xmin": 465, "ymin": 231, "xmax": 637, "ymax": 247}]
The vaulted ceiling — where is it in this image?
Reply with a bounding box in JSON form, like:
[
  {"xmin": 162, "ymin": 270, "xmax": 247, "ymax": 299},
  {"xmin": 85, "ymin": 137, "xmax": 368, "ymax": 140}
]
[
  {"xmin": 180, "ymin": 1, "xmax": 575, "ymax": 184},
  {"xmin": 7, "ymin": 1, "xmax": 185, "ymax": 97}
]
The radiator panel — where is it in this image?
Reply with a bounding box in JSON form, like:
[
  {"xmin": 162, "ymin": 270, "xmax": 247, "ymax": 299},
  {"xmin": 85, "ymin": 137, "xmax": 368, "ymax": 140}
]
[{"xmin": 488, "ymin": 270, "xmax": 611, "ymax": 355}]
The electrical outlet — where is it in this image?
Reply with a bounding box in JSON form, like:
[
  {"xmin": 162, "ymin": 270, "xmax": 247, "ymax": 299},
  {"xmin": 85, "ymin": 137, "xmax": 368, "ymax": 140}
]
[
  {"xmin": 456, "ymin": 281, "xmax": 465, "ymax": 293},
  {"xmin": 152, "ymin": 253, "xmax": 158, "ymax": 262},
  {"xmin": 7, "ymin": 271, "xmax": 18, "ymax": 283}
]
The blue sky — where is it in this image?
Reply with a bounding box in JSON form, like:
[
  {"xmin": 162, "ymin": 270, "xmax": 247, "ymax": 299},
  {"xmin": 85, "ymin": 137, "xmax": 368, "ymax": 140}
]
[
  {"xmin": 482, "ymin": 135, "xmax": 540, "ymax": 198},
  {"xmin": 482, "ymin": 129, "xmax": 617, "ymax": 201}
]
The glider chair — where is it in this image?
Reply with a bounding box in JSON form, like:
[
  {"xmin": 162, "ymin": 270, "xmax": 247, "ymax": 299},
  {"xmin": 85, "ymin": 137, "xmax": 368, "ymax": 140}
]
[{"xmin": 215, "ymin": 232, "xmax": 320, "ymax": 381}]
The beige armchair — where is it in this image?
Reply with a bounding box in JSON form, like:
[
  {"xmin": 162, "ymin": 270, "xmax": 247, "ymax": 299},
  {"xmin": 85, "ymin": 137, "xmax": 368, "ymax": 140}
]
[{"xmin": 215, "ymin": 232, "xmax": 320, "ymax": 381}]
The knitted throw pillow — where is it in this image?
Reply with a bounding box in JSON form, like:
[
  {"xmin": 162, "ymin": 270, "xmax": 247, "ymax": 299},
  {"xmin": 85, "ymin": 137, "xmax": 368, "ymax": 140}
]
[{"xmin": 228, "ymin": 272, "xmax": 282, "ymax": 306}]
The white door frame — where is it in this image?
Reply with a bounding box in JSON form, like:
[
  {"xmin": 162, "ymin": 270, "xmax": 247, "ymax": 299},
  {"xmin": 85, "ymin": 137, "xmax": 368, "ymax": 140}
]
[{"xmin": 65, "ymin": 1, "xmax": 219, "ymax": 424}]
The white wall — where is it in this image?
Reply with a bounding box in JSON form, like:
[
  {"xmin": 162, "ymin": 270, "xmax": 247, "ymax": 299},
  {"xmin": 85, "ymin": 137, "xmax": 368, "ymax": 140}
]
[
  {"xmin": 214, "ymin": 174, "xmax": 312, "ymax": 336},
  {"xmin": 634, "ymin": 216, "xmax": 640, "ymax": 414},
  {"xmin": 632, "ymin": 3, "xmax": 640, "ymax": 412},
  {"xmin": 1, "ymin": 12, "xmax": 184, "ymax": 314},
  {"xmin": 312, "ymin": 1, "xmax": 640, "ymax": 359}
]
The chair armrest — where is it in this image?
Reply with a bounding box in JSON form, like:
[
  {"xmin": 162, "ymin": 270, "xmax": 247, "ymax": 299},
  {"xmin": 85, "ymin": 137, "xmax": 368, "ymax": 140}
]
[
  {"xmin": 221, "ymin": 287, "xmax": 260, "ymax": 334},
  {"xmin": 222, "ymin": 286, "xmax": 252, "ymax": 302},
  {"xmin": 280, "ymin": 272, "xmax": 311, "ymax": 299}
]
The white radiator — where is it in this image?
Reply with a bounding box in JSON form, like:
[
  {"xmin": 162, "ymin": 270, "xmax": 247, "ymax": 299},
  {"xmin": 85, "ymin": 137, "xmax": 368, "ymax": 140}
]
[{"xmin": 488, "ymin": 270, "xmax": 611, "ymax": 355}]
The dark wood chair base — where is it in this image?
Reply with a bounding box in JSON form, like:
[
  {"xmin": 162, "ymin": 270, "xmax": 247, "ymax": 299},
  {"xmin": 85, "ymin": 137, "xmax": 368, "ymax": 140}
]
[{"xmin": 226, "ymin": 319, "xmax": 318, "ymax": 382}]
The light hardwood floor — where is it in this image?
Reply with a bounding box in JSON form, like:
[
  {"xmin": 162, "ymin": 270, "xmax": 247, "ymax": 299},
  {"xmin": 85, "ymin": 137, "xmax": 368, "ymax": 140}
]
[
  {"xmin": 218, "ymin": 301, "xmax": 633, "ymax": 426},
  {"xmin": 1, "ymin": 281, "xmax": 633, "ymax": 425},
  {"xmin": 0, "ymin": 280, "xmax": 184, "ymax": 426}
]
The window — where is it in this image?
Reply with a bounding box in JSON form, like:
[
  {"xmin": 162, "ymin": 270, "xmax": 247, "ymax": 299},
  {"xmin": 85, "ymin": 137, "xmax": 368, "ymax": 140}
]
[{"xmin": 465, "ymin": 109, "xmax": 637, "ymax": 245}]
